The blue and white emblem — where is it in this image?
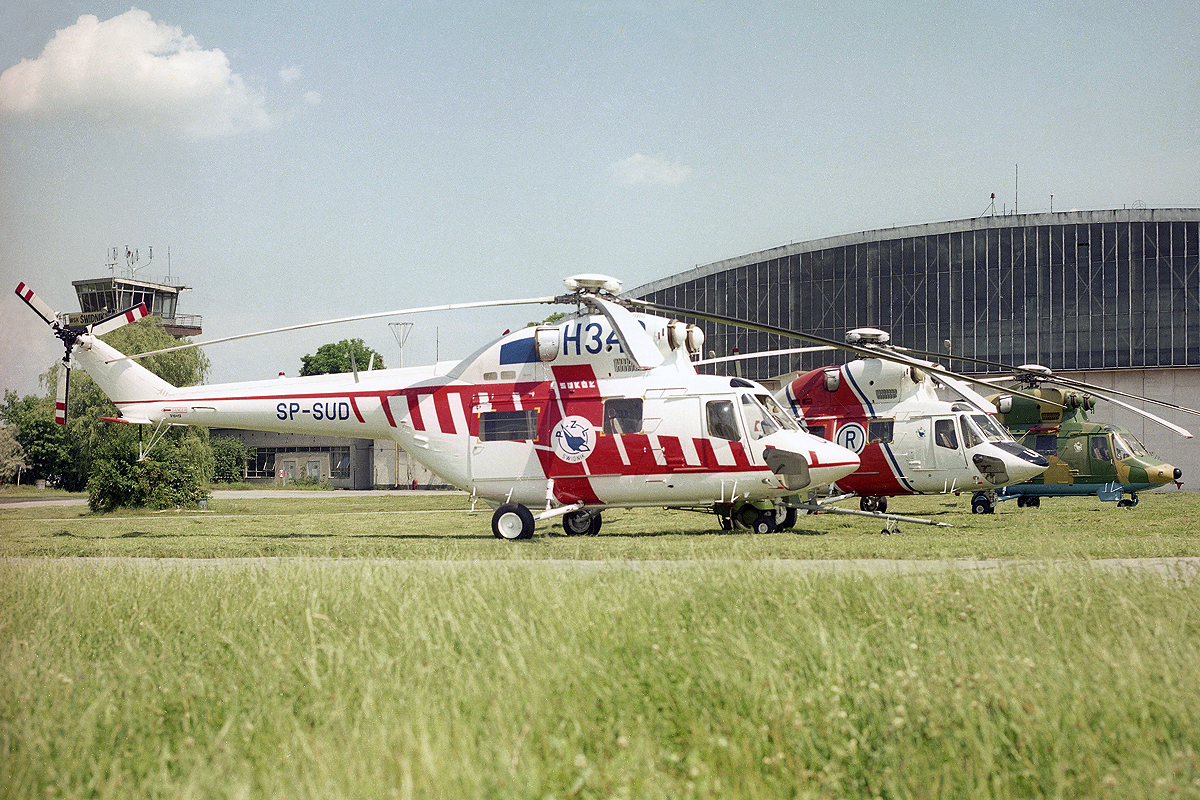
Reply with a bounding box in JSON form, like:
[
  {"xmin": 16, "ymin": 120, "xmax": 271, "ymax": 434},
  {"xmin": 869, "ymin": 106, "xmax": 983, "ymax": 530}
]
[
  {"xmin": 552, "ymin": 416, "xmax": 595, "ymax": 463},
  {"xmin": 835, "ymin": 422, "xmax": 867, "ymax": 454}
]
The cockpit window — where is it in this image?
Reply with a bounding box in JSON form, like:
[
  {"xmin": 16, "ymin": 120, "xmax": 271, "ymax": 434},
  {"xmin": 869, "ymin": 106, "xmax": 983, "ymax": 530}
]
[
  {"xmin": 959, "ymin": 416, "xmax": 984, "ymax": 449},
  {"xmin": 970, "ymin": 413, "xmax": 1010, "ymax": 442},
  {"xmin": 934, "ymin": 418, "xmax": 958, "ymax": 449},
  {"xmin": 1116, "ymin": 431, "xmax": 1149, "ymax": 457},
  {"xmin": 741, "ymin": 394, "xmax": 779, "ymax": 440},
  {"xmin": 707, "ymin": 400, "xmax": 741, "ymax": 442},
  {"xmin": 1110, "ymin": 433, "xmax": 1133, "ymax": 460},
  {"xmin": 754, "ymin": 394, "xmax": 799, "ymax": 432}
]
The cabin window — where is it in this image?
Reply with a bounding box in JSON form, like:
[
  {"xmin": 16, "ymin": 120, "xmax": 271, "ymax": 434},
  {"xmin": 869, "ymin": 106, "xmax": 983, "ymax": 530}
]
[
  {"xmin": 1034, "ymin": 434, "xmax": 1058, "ymax": 456},
  {"xmin": 959, "ymin": 416, "xmax": 984, "ymax": 449},
  {"xmin": 479, "ymin": 409, "xmax": 538, "ymax": 442},
  {"xmin": 603, "ymin": 398, "xmax": 643, "ymax": 434},
  {"xmin": 1089, "ymin": 436, "xmax": 1111, "ymax": 462},
  {"xmin": 868, "ymin": 419, "xmax": 894, "ymax": 444},
  {"xmin": 706, "ymin": 400, "xmax": 741, "ymax": 442},
  {"xmin": 934, "ymin": 418, "xmax": 958, "ymax": 449}
]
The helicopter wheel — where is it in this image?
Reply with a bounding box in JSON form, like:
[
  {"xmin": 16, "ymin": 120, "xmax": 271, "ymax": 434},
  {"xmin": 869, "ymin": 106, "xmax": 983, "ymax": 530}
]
[
  {"xmin": 563, "ymin": 510, "xmax": 601, "ymax": 536},
  {"xmin": 492, "ymin": 503, "xmax": 535, "ymax": 540},
  {"xmin": 751, "ymin": 513, "xmax": 776, "ymax": 535},
  {"xmin": 1117, "ymin": 494, "xmax": 1139, "ymax": 508},
  {"xmin": 1028, "ymin": 496, "xmax": 1041, "ymax": 508},
  {"xmin": 774, "ymin": 506, "xmax": 798, "ymax": 531},
  {"xmin": 860, "ymin": 495, "xmax": 888, "ymax": 513},
  {"xmin": 971, "ymin": 493, "xmax": 995, "ymax": 515}
]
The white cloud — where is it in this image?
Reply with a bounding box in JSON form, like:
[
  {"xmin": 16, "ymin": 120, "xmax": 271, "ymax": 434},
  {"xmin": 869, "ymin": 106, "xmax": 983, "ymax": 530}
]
[
  {"xmin": 610, "ymin": 153, "xmax": 693, "ymax": 186},
  {"xmin": 0, "ymin": 8, "xmax": 271, "ymax": 139},
  {"xmin": 279, "ymin": 66, "xmax": 302, "ymax": 84},
  {"xmin": 303, "ymin": 91, "xmax": 322, "ymax": 106}
]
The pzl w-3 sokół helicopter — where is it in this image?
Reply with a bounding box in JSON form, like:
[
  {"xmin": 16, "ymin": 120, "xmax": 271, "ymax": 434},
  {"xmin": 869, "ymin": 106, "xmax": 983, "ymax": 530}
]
[{"xmin": 15, "ymin": 275, "xmax": 860, "ymax": 538}]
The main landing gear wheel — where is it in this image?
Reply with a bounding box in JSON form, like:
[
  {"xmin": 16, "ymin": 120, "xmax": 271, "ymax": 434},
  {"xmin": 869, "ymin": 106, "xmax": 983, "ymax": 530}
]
[
  {"xmin": 774, "ymin": 506, "xmax": 798, "ymax": 531},
  {"xmin": 1117, "ymin": 493, "xmax": 1139, "ymax": 508},
  {"xmin": 971, "ymin": 492, "xmax": 996, "ymax": 515},
  {"xmin": 563, "ymin": 510, "xmax": 602, "ymax": 536},
  {"xmin": 492, "ymin": 503, "xmax": 535, "ymax": 540},
  {"xmin": 860, "ymin": 495, "xmax": 888, "ymax": 513},
  {"xmin": 1016, "ymin": 496, "xmax": 1042, "ymax": 508},
  {"xmin": 751, "ymin": 513, "xmax": 776, "ymax": 535}
]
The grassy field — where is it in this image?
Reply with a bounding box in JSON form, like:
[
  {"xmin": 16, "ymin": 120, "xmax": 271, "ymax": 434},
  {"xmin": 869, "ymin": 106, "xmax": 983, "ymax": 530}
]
[
  {"xmin": 3, "ymin": 490, "xmax": 1200, "ymax": 798},
  {"xmin": 2, "ymin": 489, "xmax": 1200, "ymax": 560}
]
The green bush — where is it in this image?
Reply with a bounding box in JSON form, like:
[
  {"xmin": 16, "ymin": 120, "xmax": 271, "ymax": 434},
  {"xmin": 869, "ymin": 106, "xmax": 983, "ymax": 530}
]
[
  {"xmin": 87, "ymin": 445, "xmax": 210, "ymax": 512},
  {"xmin": 211, "ymin": 436, "xmax": 254, "ymax": 483}
]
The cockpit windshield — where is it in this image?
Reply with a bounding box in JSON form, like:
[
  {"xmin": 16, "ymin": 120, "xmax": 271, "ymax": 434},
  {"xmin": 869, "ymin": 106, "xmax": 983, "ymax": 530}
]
[
  {"xmin": 970, "ymin": 413, "xmax": 1011, "ymax": 442},
  {"xmin": 756, "ymin": 394, "xmax": 799, "ymax": 432},
  {"xmin": 1111, "ymin": 432, "xmax": 1147, "ymax": 459},
  {"xmin": 740, "ymin": 393, "xmax": 799, "ymax": 440}
]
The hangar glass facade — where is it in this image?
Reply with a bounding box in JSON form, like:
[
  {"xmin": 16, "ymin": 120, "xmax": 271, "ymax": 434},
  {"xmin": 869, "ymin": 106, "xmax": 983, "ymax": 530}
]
[{"xmin": 633, "ymin": 209, "xmax": 1200, "ymax": 379}]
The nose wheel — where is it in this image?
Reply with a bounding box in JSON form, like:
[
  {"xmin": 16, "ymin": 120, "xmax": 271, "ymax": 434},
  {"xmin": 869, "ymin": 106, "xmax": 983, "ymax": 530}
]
[
  {"xmin": 970, "ymin": 491, "xmax": 996, "ymax": 514},
  {"xmin": 860, "ymin": 495, "xmax": 888, "ymax": 513},
  {"xmin": 563, "ymin": 509, "xmax": 603, "ymax": 535}
]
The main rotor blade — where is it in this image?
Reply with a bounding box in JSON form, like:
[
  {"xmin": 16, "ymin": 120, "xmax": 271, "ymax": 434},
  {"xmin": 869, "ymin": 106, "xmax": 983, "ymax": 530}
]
[
  {"xmin": 55, "ymin": 360, "xmax": 69, "ymax": 426},
  {"xmin": 106, "ymin": 295, "xmax": 560, "ymax": 363},
  {"xmin": 1076, "ymin": 390, "xmax": 1193, "ymax": 439},
  {"xmin": 694, "ymin": 345, "xmax": 836, "ymax": 366},
  {"xmin": 89, "ymin": 303, "xmax": 149, "ymax": 336},
  {"xmin": 14, "ymin": 282, "xmax": 61, "ymax": 327},
  {"xmin": 629, "ymin": 298, "xmax": 1055, "ymax": 406},
  {"xmin": 584, "ymin": 294, "xmax": 663, "ymax": 369}
]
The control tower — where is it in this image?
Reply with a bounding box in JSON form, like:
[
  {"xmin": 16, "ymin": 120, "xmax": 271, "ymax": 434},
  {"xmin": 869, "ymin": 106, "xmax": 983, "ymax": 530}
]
[{"xmin": 66, "ymin": 247, "xmax": 202, "ymax": 338}]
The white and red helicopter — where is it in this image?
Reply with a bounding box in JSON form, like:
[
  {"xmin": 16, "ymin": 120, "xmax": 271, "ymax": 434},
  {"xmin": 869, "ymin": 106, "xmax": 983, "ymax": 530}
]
[
  {"xmin": 629, "ymin": 299, "xmax": 1053, "ymax": 517},
  {"xmin": 15, "ymin": 275, "xmax": 861, "ymax": 539}
]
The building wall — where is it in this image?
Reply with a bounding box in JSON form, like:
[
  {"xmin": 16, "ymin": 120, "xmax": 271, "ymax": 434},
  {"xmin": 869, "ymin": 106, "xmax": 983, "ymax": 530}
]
[{"xmin": 635, "ymin": 209, "xmax": 1200, "ymax": 379}]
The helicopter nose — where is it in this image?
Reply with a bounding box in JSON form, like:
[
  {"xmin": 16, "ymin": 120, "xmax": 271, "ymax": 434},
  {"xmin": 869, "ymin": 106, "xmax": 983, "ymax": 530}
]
[
  {"xmin": 763, "ymin": 434, "xmax": 860, "ymax": 491},
  {"xmin": 992, "ymin": 442, "xmax": 1050, "ymax": 483},
  {"xmin": 1146, "ymin": 465, "xmax": 1181, "ymax": 485}
]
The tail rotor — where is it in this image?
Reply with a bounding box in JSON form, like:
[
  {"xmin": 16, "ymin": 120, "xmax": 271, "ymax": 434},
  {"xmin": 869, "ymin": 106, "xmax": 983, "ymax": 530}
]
[{"xmin": 14, "ymin": 282, "xmax": 149, "ymax": 426}]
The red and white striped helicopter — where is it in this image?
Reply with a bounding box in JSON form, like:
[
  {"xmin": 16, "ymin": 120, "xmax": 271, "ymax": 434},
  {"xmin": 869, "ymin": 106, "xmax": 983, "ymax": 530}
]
[
  {"xmin": 630, "ymin": 300, "xmax": 1053, "ymax": 517},
  {"xmin": 15, "ymin": 275, "xmax": 860, "ymax": 539}
]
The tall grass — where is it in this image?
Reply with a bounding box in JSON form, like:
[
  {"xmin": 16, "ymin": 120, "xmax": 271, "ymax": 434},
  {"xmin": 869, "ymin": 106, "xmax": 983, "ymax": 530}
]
[{"xmin": 3, "ymin": 560, "xmax": 1199, "ymax": 798}]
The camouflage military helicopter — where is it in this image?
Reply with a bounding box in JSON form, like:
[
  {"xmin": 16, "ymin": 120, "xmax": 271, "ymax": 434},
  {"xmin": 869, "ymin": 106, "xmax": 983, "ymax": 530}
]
[{"xmin": 983, "ymin": 366, "xmax": 1195, "ymax": 508}]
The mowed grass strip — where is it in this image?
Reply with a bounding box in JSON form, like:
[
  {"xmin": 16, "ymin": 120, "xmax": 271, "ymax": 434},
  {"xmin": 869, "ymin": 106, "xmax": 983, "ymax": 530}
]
[
  {"xmin": 4, "ymin": 491, "xmax": 1200, "ymax": 560},
  {"xmin": 3, "ymin": 559, "xmax": 1199, "ymax": 799}
]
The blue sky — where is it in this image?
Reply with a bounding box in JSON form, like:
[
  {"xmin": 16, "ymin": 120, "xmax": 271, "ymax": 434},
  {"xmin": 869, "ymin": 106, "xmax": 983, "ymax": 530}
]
[{"xmin": 2, "ymin": 1, "xmax": 1198, "ymax": 396}]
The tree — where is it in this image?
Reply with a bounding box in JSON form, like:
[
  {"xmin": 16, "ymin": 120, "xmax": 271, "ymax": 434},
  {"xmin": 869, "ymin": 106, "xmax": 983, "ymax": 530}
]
[
  {"xmin": 300, "ymin": 338, "xmax": 385, "ymax": 376},
  {"xmin": 212, "ymin": 436, "xmax": 255, "ymax": 483},
  {"xmin": 0, "ymin": 425, "xmax": 26, "ymax": 484}
]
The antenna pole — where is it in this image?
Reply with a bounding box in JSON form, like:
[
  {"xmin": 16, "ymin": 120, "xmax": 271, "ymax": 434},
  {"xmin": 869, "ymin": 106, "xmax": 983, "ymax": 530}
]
[{"xmin": 1015, "ymin": 163, "xmax": 1018, "ymax": 215}]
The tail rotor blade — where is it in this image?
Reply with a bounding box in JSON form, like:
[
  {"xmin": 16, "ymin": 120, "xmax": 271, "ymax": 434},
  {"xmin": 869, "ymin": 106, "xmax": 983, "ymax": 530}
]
[
  {"xmin": 89, "ymin": 303, "xmax": 150, "ymax": 336},
  {"xmin": 14, "ymin": 282, "xmax": 61, "ymax": 327},
  {"xmin": 55, "ymin": 360, "xmax": 70, "ymax": 426}
]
